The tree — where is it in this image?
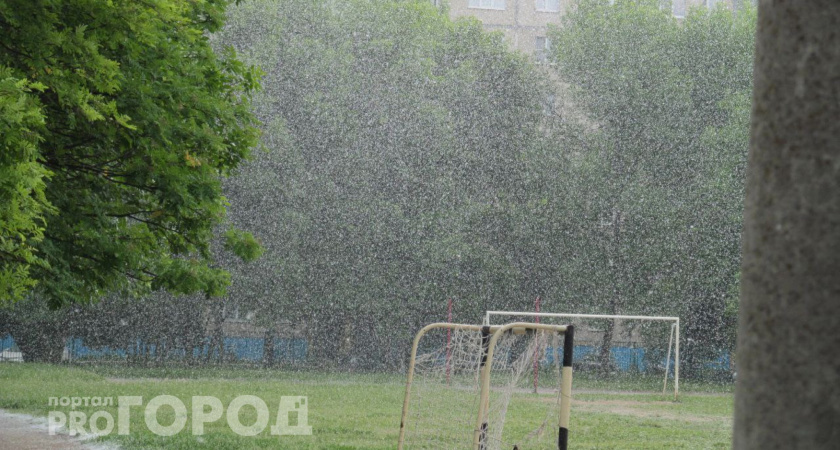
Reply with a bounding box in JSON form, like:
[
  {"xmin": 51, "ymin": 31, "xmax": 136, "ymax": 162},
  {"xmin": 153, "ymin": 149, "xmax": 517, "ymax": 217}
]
[
  {"xmin": 217, "ymin": 0, "xmax": 547, "ymax": 368},
  {"xmin": 546, "ymin": 0, "xmax": 755, "ymax": 373},
  {"xmin": 0, "ymin": 68, "xmax": 53, "ymax": 301},
  {"xmin": 0, "ymin": 0, "xmax": 262, "ymax": 308},
  {"xmin": 734, "ymin": 1, "xmax": 840, "ymax": 447}
]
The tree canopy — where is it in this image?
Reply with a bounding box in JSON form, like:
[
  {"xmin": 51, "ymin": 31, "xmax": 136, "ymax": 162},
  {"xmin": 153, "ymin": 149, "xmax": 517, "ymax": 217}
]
[
  {"xmin": 545, "ymin": 0, "xmax": 755, "ymax": 371},
  {"xmin": 0, "ymin": 0, "xmax": 262, "ymax": 307},
  {"xmin": 2, "ymin": 0, "xmax": 758, "ymax": 374},
  {"xmin": 217, "ymin": 0, "xmax": 548, "ymax": 365},
  {"xmin": 200, "ymin": 0, "xmax": 757, "ymax": 369}
]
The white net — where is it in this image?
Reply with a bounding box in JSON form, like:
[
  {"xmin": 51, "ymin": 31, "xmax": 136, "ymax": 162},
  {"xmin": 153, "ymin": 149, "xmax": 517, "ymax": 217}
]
[
  {"xmin": 487, "ymin": 313, "xmax": 679, "ymax": 395},
  {"xmin": 401, "ymin": 325, "xmax": 567, "ymax": 450},
  {"xmin": 482, "ymin": 329, "xmax": 564, "ymax": 449},
  {"xmin": 402, "ymin": 327, "xmax": 483, "ymax": 448}
]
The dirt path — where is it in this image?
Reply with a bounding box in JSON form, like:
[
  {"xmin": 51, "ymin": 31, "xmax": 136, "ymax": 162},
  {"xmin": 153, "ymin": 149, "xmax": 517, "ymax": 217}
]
[
  {"xmin": 0, "ymin": 410, "xmax": 116, "ymax": 450},
  {"xmin": 573, "ymin": 399, "xmax": 731, "ymax": 424},
  {"xmin": 509, "ymin": 386, "xmax": 731, "ymax": 397}
]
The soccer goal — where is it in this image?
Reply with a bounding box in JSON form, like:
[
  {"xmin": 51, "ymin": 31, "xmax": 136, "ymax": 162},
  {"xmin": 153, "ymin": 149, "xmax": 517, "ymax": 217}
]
[
  {"xmin": 398, "ymin": 322, "xmax": 575, "ymax": 450},
  {"xmin": 486, "ymin": 311, "xmax": 680, "ymax": 400}
]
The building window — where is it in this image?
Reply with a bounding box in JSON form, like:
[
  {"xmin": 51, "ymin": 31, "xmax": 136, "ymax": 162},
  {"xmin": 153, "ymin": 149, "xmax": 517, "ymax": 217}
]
[
  {"xmin": 535, "ymin": 0, "xmax": 560, "ymax": 12},
  {"xmin": 535, "ymin": 36, "xmax": 550, "ymax": 63},
  {"xmin": 672, "ymin": 0, "xmax": 687, "ymax": 18},
  {"xmin": 469, "ymin": 0, "xmax": 506, "ymax": 10},
  {"xmin": 226, "ymin": 304, "xmax": 255, "ymax": 322}
]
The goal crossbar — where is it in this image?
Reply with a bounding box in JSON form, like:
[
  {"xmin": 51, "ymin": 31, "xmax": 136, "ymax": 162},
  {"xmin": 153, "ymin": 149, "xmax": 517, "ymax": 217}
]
[
  {"xmin": 398, "ymin": 322, "xmax": 576, "ymax": 450},
  {"xmin": 485, "ymin": 311, "xmax": 680, "ymax": 401}
]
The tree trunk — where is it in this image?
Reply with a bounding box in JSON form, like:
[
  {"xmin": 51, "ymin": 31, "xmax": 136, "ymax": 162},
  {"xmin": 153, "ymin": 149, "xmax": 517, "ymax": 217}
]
[
  {"xmin": 599, "ymin": 206, "xmax": 624, "ymax": 374},
  {"xmin": 263, "ymin": 328, "xmax": 275, "ymax": 368},
  {"xmin": 204, "ymin": 297, "xmax": 226, "ymax": 364},
  {"xmin": 598, "ymin": 317, "xmax": 615, "ymax": 374},
  {"xmin": 12, "ymin": 320, "xmax": 65, "ymax": 363},
  {"xmin": 733, "ymin": 1, "xmax": 840, "ymax": 448}
]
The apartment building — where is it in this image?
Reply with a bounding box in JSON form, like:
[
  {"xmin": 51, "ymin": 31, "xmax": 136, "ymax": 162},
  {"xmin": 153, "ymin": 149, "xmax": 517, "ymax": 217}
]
[{"xmin": 436, "ymin": 1, "xmax": 733, "ymax": 59}]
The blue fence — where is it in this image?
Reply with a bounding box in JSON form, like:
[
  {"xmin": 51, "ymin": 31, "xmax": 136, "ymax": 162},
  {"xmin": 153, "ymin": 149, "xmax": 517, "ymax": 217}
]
[
  {"xmin": 1, "ymin": 334, "xmax": 17, "ymax": 352},
  {"xmin": 544, "ymin": 345, "xmax": 660, "ymax": 373},
  {"xmin": 435, "ymin": 344, "xmax": 681, "ymax": 375},
  {"xmin": 2, "ymin": 334, "xmax": 306, "ymax": 363},
  {"xmin": 705, "ymin": 352, "xmax": 731, "ymax": 371},
  {"xmin": 2, "ymin": 334, "xmax": 727, "ymax": 373}
]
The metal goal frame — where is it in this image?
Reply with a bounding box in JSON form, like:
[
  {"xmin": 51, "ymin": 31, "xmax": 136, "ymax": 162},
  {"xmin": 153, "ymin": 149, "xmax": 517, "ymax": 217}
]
[
  {"xmin": 398, "ymin": 322, "xmax": 575, "ymax": 450},
  {"xmin": 485, "ymin": 311, "xmax": 680, "ymax": 400}
]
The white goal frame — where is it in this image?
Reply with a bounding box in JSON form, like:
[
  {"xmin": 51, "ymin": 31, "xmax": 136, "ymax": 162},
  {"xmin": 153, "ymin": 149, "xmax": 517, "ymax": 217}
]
[{"xmin": 485, "ymin": 311, "xmax": 680, "ymax": 400}]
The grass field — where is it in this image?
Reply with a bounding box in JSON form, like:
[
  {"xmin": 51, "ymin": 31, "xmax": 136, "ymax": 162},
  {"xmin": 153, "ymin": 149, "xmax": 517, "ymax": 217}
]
[{"xmin": 0, "ymin": 364, "xmax": 733, "ymax": 449}]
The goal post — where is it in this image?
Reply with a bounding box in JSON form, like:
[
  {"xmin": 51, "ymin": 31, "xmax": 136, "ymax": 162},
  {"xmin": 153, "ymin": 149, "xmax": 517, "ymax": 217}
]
[
  {"xmin": 398, "ymin": 322, "xmax": 575, "ymax": 450},
  {"xmin": 485, "ymin": 311, "xmax": 680, "ymax": 401},
  {"xmin": 399, "ymin": 322, "xmax": 484, "ymax": 450}
]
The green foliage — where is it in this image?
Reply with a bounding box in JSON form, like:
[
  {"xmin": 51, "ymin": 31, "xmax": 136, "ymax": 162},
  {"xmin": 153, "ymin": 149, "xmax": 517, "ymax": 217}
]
[
  {"xmin": 207, "ymin": 0, "xmax": 756, "ymax": 370},
  {"xmin": 218, "ymin": 0, "xmax": 547, "ymax": 364},
  {"xmin": 546, "ymin": 0, "xmax": 756, "ymax": 368},
  {"xmin": 2, "ymin": 0, "xmax": 757, "ymax": 375},
  {"xmin": 0, "ymin": 0, "xmax": 262, "ymax": 306},
  {"xmin": 223, "ymin": 229, "xmax": 264, "ymax": 262},
  {"xmin": 0, "ymin": 68, "xmax": 54, "ymax": 301}
]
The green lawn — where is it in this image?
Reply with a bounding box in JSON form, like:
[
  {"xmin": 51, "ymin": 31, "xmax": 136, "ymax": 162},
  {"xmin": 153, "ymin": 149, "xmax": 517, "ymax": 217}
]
[{"xmin": 0, "ymin": 364, "xmax": 733, "ymax": 449}]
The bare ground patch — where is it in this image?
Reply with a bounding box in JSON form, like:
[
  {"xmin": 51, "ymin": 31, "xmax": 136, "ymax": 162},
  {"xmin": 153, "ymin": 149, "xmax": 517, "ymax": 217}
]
[
  {"xmin": 573, "ymin": 399, "xmax": 731, "ymax": 424},
  {"xmin": 0, "ymin": 409, "xmax": 118, "ymax": 450}
]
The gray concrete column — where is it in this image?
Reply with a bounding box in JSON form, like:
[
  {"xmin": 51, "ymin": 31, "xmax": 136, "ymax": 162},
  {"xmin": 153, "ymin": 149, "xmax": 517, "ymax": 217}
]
[{"xmin": 734, "ymin": 1, "xmax": 840, "ymax": 448}]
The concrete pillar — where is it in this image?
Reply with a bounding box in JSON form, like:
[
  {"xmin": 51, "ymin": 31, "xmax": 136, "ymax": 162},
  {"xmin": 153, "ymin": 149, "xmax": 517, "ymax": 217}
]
[{"xmin": 734, "ymin": 1, "xmax": 840, "ymax": 448}]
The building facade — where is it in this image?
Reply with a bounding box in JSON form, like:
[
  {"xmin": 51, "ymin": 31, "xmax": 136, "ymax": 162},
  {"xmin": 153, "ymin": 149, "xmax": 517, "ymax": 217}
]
[
  {"xmin": 442, "ymin": 0, "xmax": 566, "ymax": 58},
  {"xmin": 437, "ymin": 0, "xmax": 733, "ymax": 59}
]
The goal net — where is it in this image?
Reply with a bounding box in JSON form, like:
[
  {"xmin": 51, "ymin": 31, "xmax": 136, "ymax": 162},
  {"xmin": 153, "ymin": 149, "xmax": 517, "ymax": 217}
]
[
  {"xmin": 486, "ymin": 312, "xmax": 680, "ymax": 400},
  {"xmin": 398, "ymin": 322, "xmax": 574, "ymax": 450}
]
